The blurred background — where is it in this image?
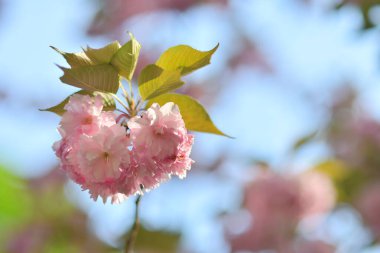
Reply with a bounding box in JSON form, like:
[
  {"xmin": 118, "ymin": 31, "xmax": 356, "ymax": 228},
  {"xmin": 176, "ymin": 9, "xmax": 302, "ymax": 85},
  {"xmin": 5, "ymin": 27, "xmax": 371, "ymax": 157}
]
[{"xmin": 2, "ymin": 0, "xmax": 380, "ymax": 252}]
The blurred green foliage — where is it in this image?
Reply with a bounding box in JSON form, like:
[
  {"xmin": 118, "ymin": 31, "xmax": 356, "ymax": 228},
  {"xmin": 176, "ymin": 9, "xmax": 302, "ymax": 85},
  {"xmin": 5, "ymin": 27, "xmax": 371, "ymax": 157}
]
[
  {"xmin": 0, "ymin": 165, "xmax": 33, "ymax": 238},
  {"xmin": 0, "ymin": 165, "xmax": 181, "ymax": 253},
  {"xmin": 336, "ymin": 0, "xmax": 380, "ymax": 30},
  {"xmin": 135, "ymin": 227, "xmax": 180, "ymax": 253},
  {"xmin": 314, "ymin": 159, "xmax": 367, "ymax": 203},
  {"xmin": 0, "ymin": 165, "xmax": 116, "ymax": 253}
]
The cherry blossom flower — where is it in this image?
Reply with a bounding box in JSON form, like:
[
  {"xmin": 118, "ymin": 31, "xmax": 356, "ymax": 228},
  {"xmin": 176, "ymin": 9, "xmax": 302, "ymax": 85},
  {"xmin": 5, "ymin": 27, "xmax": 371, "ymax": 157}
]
[
  {"xmin": 54, "ymin": 123, "xmax": 132, "ymax": 203},
  {"xmin": 75, "ymin": 124, "xmax": 130, "ymax": 183},
  {"xmin": 53, "ymin": 95, "xmax": 130, "ymax": 203},
  {"xmin": 53, "ymin": 126, "xmax": 86, "ymax": 184},
  {"xmin": 53, "ymin": 96, "xmax": 194, "ymax": 203},
  {"xmin": 74, "ymin": 124, "xmax": 131, "ymax": 202},
  {"xmin": 128, "ymin": 103, "xmax": 187, "ymax": 157},
  {"xmin": 60, "ymin": 94, "xmax": 115, "ymax": 136},
  {"xmin": 128, "ymin": 102, "xmax": 194, "ymax": 186}
]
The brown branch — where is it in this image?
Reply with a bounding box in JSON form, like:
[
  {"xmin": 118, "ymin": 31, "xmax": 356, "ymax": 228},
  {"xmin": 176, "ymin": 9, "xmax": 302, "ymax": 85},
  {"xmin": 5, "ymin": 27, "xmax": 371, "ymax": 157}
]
[{"xmin": 125, "ymin": 194, "xmax": 142, "ymax": 253}]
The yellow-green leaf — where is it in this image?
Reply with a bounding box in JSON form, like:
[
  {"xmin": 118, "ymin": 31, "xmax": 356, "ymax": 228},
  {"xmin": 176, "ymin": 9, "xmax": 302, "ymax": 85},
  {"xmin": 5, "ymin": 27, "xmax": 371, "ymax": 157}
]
[
  {"xmin": 84, "ymin": 41, "xmax": 121, "ymax": 64},
  {"xmin": 51, "ymin": 46, "xmax": 93, "ymax": 68},
  {"xmin": 138, "ymin": 64, "xmax": 184, "ymax": 100},
  {"xmin": 156, "ymin": 44, "xmax": 219, "ymax": 76},
  {"xmin": 40, "ymin": 90, "xmax": 116, "ymax": 116},
  {"xmin": 110, "ymin": 32, "xmax": 141, "ymax": 80},
  {"xmin": 59, "ymin": 64, "xmax": 120, "ymax": 94},
  {"xmin": 51, "ymin": 42, "xmax": 121, "ymax": 68},
  {"xmin": 147, "ymin": 93, "xmax": 229, "ymax": 137}
]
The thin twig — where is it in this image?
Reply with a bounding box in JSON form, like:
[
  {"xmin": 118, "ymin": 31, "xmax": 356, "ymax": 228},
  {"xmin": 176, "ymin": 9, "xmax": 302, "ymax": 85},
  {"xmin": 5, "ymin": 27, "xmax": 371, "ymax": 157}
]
[{"xmin": 125, "ymin": 194, "xmax": 142, "ymax": 253}]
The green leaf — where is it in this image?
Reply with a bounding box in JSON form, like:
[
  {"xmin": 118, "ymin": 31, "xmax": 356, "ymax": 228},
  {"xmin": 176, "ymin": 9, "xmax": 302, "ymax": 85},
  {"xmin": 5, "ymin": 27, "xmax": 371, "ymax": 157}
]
[
  {"xmin": 51, "ymin": 42, "xmax": 121, "ymax": 68},
  {"xmin": 51, "ymin": 46, "xmax": 93, "ymax": 68},
  {"xmin": 110, "ymin": 32, "xmax": 141, "ymax": 80},
  {"xmin": 84, "ymin": 41, "xmax": 121, "ymax": 64},
  {"xmin": 138, "ymin": 64, "xmax": 184, "ymax": 100},
  {"xmin": 40, "ymin": 90, "xmax": 116, "ymax": 116},
  {"xmin": 156, "ymin": 44, "xmax": 219, "ymax": 76},
  {"xmin": 59, "ymin": 64, "xmax": 120, "ymax": 93},
  {"xmin": 147, "ymin": 93, "xmax": 229, "ymax": 137}
]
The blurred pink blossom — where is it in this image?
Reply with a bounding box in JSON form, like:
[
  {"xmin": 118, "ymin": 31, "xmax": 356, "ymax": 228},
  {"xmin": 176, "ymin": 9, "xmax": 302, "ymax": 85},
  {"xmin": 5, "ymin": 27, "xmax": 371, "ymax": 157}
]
[
  {"xmin": 298, "ymin": 171, "xmax": 336, "ymax": 217},
  {"xmin": 327, "ymin": 87, "xmax": 380, "ymax": 172},
  {"xmin": 331, "ymin": 117, "xmax": 380, "ymax": 170},
  {"xmin": 88, "ymin": 0, "xmax": 227, "ymax": 35},
  {"xmin": 228, "ymin": 171, "xmax": 335, "ymax": 252},
  {"xmin": 357, "ymin": 182, "xmax": 380, "ymax": 239},
  {"xmin": 229, "ymin": 172, "xmax": 302, "ymax": 252},
  {"xmin": 287, "ymin": 240, "xmax": 336, "ymax": 253}
]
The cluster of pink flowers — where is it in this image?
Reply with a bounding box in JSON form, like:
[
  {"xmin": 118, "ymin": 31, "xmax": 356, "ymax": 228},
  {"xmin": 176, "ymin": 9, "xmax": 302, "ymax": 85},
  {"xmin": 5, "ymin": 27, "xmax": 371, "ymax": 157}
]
[
  {"xmin": 53, "ymin": 94, "xmax": 193, "ymax": 203},
  {"xmin": 227, "ymin": 171, "xmax": 335, "ymax": 252}
]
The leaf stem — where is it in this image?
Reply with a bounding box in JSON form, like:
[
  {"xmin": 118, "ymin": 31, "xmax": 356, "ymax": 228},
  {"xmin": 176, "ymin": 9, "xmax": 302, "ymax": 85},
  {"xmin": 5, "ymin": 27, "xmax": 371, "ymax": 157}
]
[
  {"xmin": 119, "ymin": 82, "xmax": 129, "ymax": 100},
  {"xmin": 111, "ymin": 93, "xmax": 129, "ymax": 111},
  {"xmin": 127, "ymin": 79, "xmax": 134, "ymax": 100},
  {"xmin": 125, "ymin": 194, "xmax": 142, "ymax": 253}
]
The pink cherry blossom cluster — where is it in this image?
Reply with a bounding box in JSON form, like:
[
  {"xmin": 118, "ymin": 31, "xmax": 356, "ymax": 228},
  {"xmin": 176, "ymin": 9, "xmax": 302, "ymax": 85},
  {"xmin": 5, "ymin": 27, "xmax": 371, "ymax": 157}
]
[{"xmin": 53, "ymin": 94, "xmax": 193, "ymax": 204}]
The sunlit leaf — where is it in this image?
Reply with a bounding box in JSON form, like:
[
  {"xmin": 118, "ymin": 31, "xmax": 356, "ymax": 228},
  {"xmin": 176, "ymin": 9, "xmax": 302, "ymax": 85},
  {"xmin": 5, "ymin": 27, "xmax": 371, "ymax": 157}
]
[
  {"xmin": 84, "ymin": 41, "xmax": 121, "ymax": 64},
  {"xmin": 51, "ymin": 46, "xmax": 93, "ymax": 68},
  {"xmin": 40, "ymin": 90, "xmax": 116, "ymax": 116},
  {"xmin": 59, "ymin": 64, "xmax": 120, "ymax": 93},
  {"xmin": 138, "ymin": 64, "xmax": 184, "ymax": 100},
  {"xmin": 110, "ymin": 32, "xmax": 141, "ymax": 80},
  {"xmin": 156, "ymin": 44, "xmax": 219, "ymax": 75},
  {"xmin": 51, "ymin": 41, "xmax": 121, "ymax": 68},
  {"xmin": 147, "ymin": 93, "xmax": 229, "ymax": 137}
]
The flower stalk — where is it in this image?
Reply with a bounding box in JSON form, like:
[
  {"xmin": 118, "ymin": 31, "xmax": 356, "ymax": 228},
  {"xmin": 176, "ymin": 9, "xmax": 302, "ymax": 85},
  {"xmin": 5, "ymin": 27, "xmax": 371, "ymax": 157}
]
[{"xmin": 125, "ymin": 194, "xmax": 142, "ymax": 253}]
